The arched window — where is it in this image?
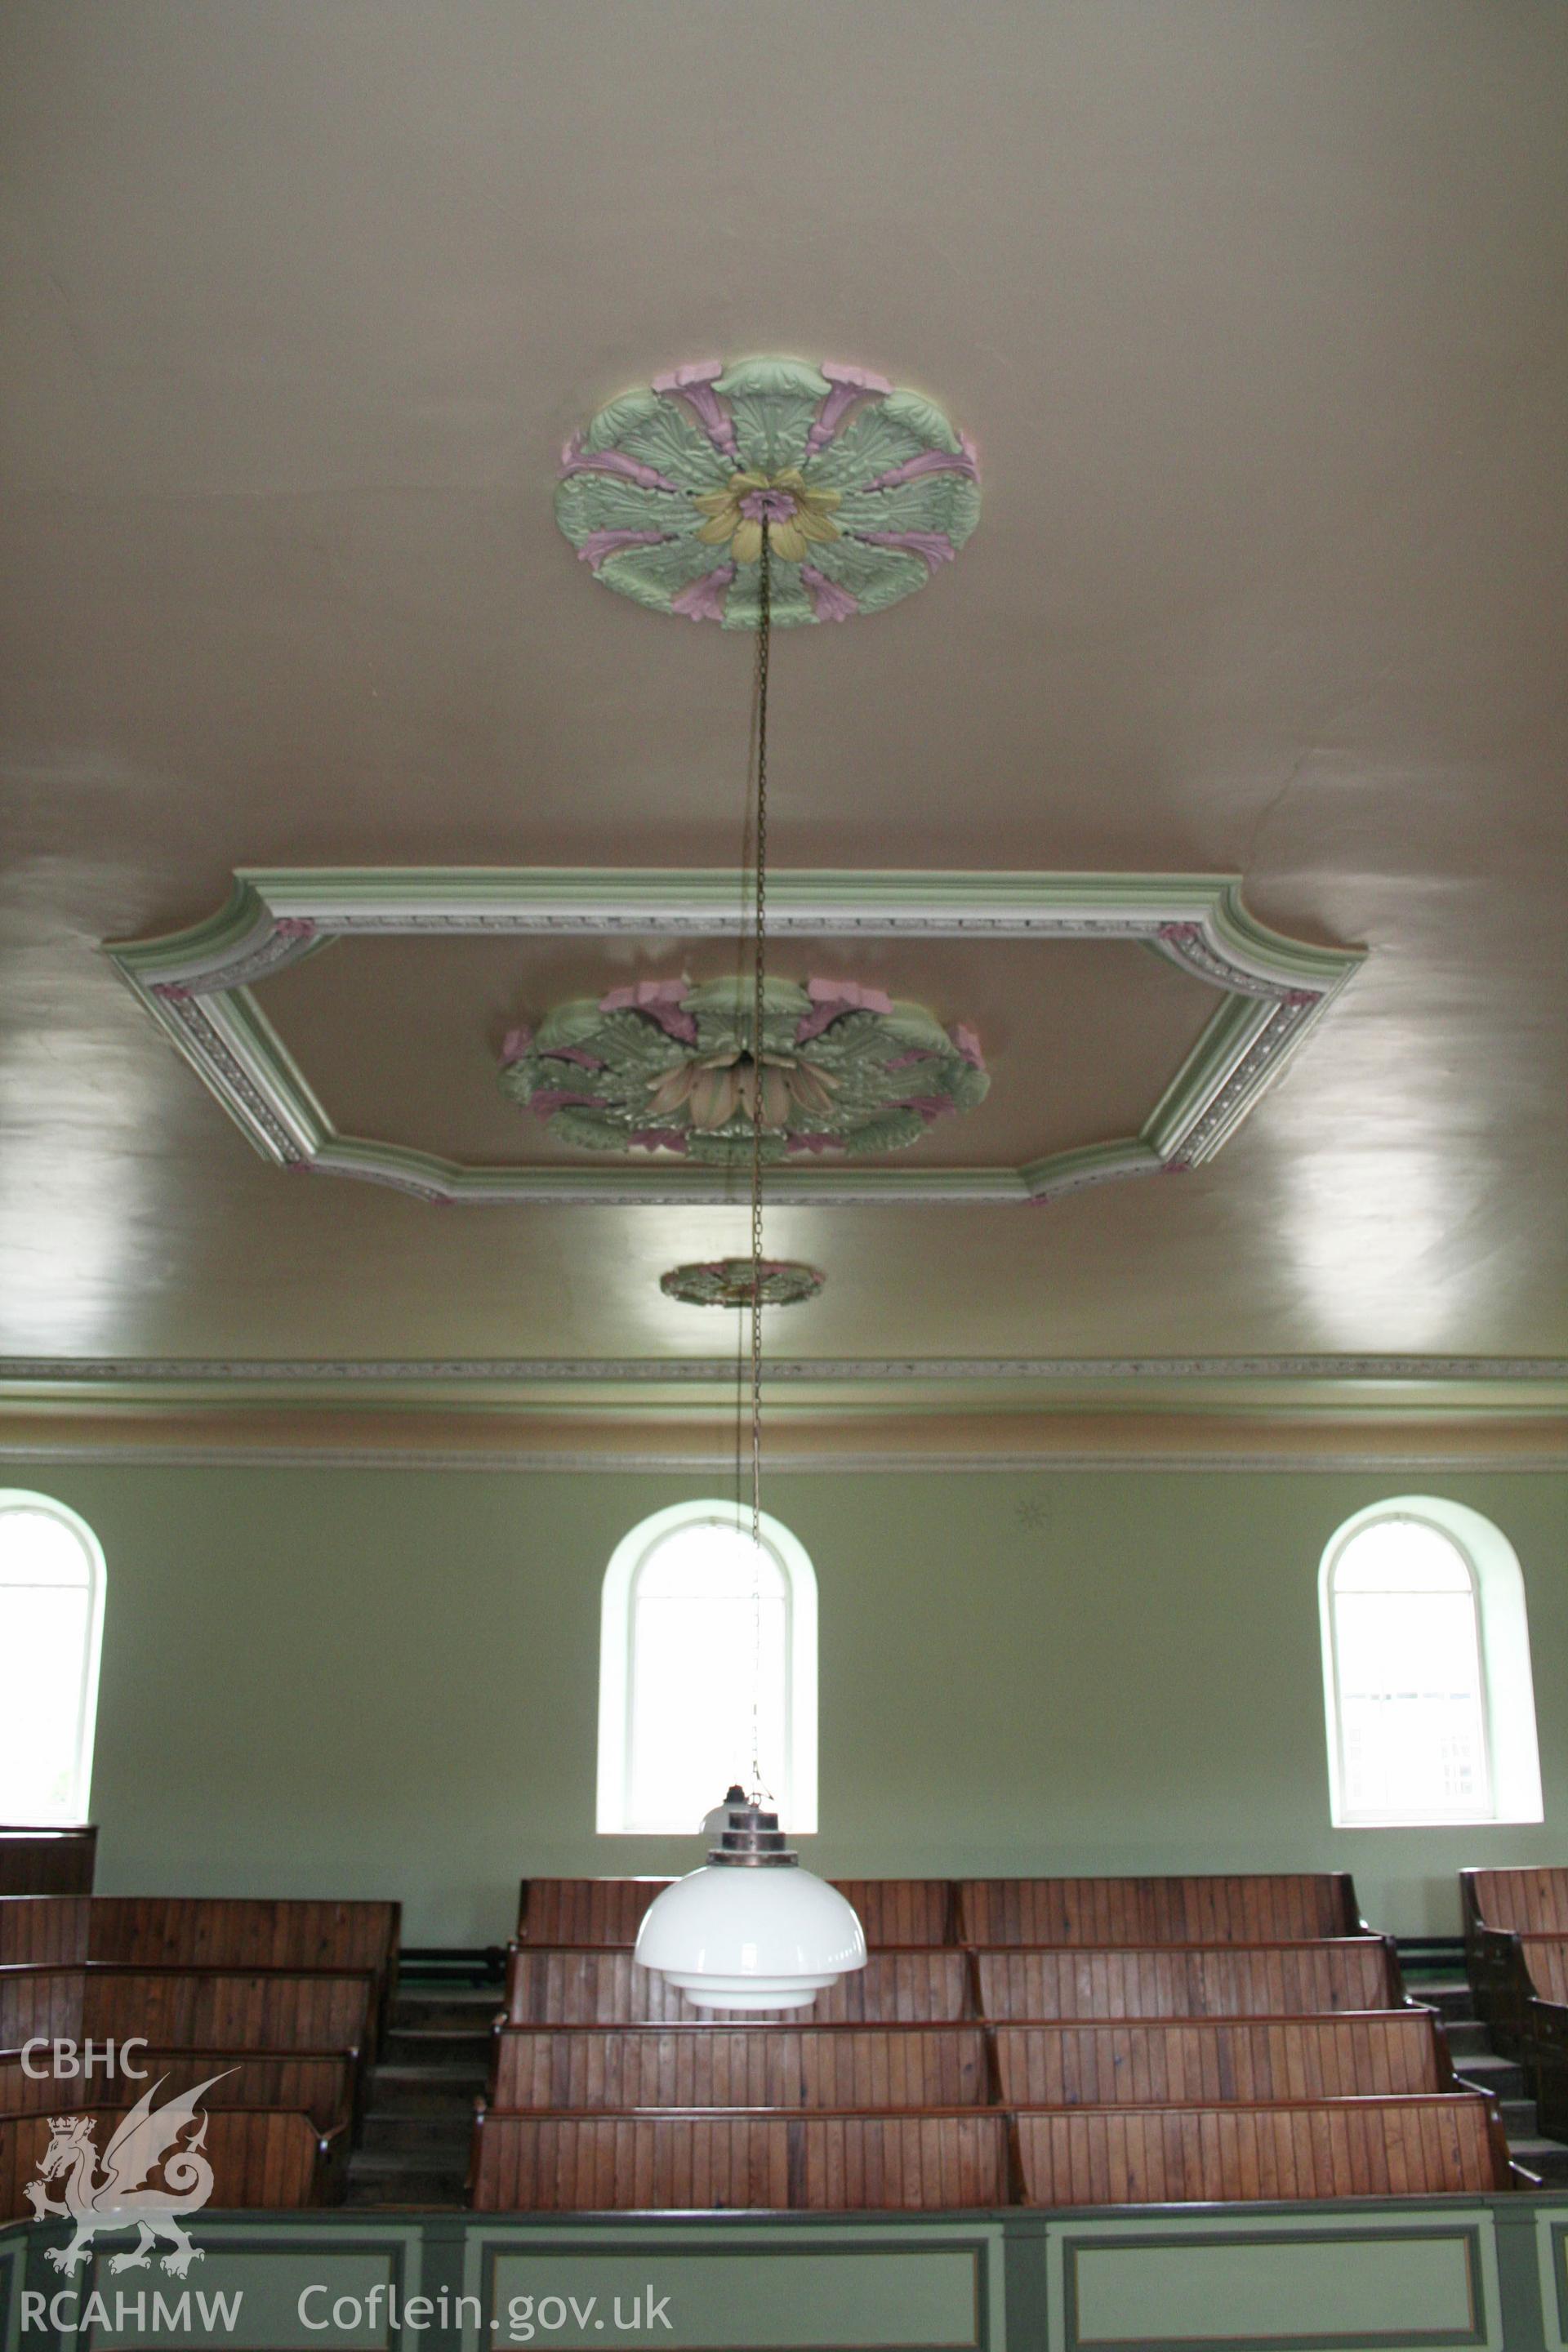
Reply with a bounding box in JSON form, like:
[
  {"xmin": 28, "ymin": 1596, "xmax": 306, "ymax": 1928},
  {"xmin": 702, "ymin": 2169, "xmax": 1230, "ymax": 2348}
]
[
  {"xmin": 0, "ymin": 1491, "xmax": 106, "ymax": 1824},
  {"xmin": 597, "ymin": 1499, "xmax": 817, "ymax": 1836},
  {"xmin": 1319, "ymin": 1497, "xmax": 1542, "ymax": 1829}
]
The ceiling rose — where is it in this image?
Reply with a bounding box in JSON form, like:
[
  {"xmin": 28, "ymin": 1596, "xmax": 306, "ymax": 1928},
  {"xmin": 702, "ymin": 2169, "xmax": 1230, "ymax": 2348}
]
[
  {"xmin": 555, "ymin": 355, "xmax": 979, "ymax": 626},
  {"xmin": 661, "ymin": 1259, "xmax": 826, "ymax": 1310},
  {"xmin": 498, "ymin": 974, "xmax": 989, "ymax": 1160}
]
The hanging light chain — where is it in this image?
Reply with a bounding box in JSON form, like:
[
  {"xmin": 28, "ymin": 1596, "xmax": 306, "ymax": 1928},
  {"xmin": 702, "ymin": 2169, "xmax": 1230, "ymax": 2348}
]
[{"xmin": 747, "ymin": 523, "xmax": 772, "ymax": 1801}]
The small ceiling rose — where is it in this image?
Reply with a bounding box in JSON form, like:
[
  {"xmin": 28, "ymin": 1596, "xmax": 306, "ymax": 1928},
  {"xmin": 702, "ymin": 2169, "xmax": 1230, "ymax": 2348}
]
[
  {"xmin": 662, "ymin": 1258, "xmax": 825, "ymax": 1310},
  {"xmin": 499, "ymin": 974, "xmax": 988, "ymax": 1160},
  {"xmin": 556, "ymin": 355, "xmax": 979, "ymax": 627}
]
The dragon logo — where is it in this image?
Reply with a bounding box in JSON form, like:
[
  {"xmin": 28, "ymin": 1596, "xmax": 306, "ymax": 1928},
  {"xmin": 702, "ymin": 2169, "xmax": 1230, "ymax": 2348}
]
[{"xmin": 24, "ymin": 2073, "xmax": 232, "ymax": 2275}]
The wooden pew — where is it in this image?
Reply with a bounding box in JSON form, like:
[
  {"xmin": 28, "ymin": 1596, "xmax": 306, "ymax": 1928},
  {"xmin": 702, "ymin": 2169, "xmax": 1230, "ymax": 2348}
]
[
  {"xmin": 518, "ymin": 1879, "xmax": 956, "ymax": 1948},
  {"xmin": 957, "ymin": 1874, "xmax": 1364, "ymax": 1947},
  {"xmin": 506, "ymin": 1948, "xmax": 973, "ymax": 2025},
  {"xmin": 491, "ymin": 2025, "xmax": 990, "ymax": 2111},
  {"xmin": 993, "ymin": 2013, "xmax": 1450, "ymax": 2105},
  {"xmin": 0, "ymin": 1965, "xmax": 372, "ymax": 2061},
  {"xmin": 0, "ymin": 1829, "xmax": 96, "ymax": 1896},
  {"xmin": 83, "ymin": 1899, "xmax": 400, "ymax": 2047},
  {"xmin": 0, "ymin": 2049, "xmax": 356, "ymax": 2135},
  {"xmin": 470, "ymin": 2108, "xmax": 1011, "ymax": 2212},
  {"xmin": 0, "ymin": 1896, "xmax": 91, "ymax": 1966},
  {"xmin": 1461, "ymin": 1869, "xmax": 1568, "ymax": 2060},
  {"xmin": 1015, "ymin": 2093, "xmax": 1513, "ymax": 2205},
  {"xmin": 1, "ymin": 2108, "xmax": 339, "ymax": 2220},
  {"xmin": 975, "ymin": 1940, "xmax": 1403, "ymax": 2020}
]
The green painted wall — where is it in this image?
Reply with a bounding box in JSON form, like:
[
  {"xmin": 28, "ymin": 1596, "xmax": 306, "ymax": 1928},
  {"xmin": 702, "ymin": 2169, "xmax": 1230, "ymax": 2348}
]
[{"xmin": 11, "ymin": 1461, "xmax": 1567, "ymax": 1945}]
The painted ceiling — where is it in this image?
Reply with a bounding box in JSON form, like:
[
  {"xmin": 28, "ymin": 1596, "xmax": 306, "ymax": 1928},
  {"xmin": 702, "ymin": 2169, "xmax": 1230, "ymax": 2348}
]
[{"xmin": 2, "ymin": 2, "xmax": 1567, "ymax": 1455}]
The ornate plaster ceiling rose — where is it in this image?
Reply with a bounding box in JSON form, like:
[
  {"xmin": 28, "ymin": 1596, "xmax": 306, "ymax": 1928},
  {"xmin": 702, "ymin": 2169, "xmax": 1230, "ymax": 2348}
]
[
  {"xmin": 498, "ymin": 974, "xmax": 988, "ymax": 1160},
  {"xmin": 661, "ymin": 1260, "xmax": 826, "ymax": 1310},
  {"xmin": 555, "ymin": 357, "xmax": 980, "ymax": 626}
]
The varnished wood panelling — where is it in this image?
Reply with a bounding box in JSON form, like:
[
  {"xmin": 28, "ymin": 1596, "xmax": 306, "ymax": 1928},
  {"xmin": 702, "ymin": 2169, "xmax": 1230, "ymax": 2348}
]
[
  {"xmin": 519, "ymin": 1880, "xmax": 956, "ymax": 1949},
  {"xmin": 518, "ymin": 1882, "xmax": 671, "ymax": 1945},
  {"xmin": 830, "ymin": 1883, "xmax": 956, "ymax": 1945},
  {"xmin": 0, "ymin": 1831, "xmax": 96, "ymax": 1897},
  {"xmin": 0, "ymin": 1897, "xmax": 91, "ymax": 1966},
  {"xmin": 492, "ymin": 2025, "xmax": 989, "ymax": 2111},
  {"xmin": 0, "ymin": 1964, "xmax": 83, "ymax": 2048},
  {"xmin": 470, "ymin": 2109, "xmax": 1010, "ymax": 2212},
  {"xmin": 993, "ymin": 2014, "xmax": 1446, "ymax": 2106},
  {"xmin": 1015, "ymin": 2094, "xmax": 1509, "ymax": 2205},
  {"xmin": 1, "ymin": 2107, "xmax": 330, "ymax": 2219},
  {"xmin": 506, "ymin": 1949, "xmax": 973, "ymax": 2026},
  {"xmin": 86, "ymin": 1899, "xmax": 399, "ymax": 1989},
  {"xmin": 0, "ymin": 2049, "xmax": 354, "ymax": 2132},
  {"xmin": 975, "ymin": 1941, "xmax": 1398, "ymax": 2020},
  {"xmin": 957, "ymin": 1875, "xmax": 1356, "ymax": 1946},
  {"xmin": 1463, "ymin": 1868, "xmax": 1568, "ymax": 1937},
  {"xmin": 80, "ymin": 1968, "xmax": 371, "ymax": 2054}
]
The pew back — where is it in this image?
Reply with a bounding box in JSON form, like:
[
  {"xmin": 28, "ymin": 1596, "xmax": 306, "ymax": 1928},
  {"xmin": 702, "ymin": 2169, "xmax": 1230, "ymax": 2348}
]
[
  {"xmin": 975, "ymin": 1942, "xmax": 1399, "ymax": 2020},
  {"xmin": 506, "ymin": 1949, "xmax": 973, "ymax": 2026},
  {"xmin": 0, "ymin": 2050, "xmax": 354, "ymax": 2133},
  {"xmin": 1015, "ymin": 2096, "xmax": 1510, "ymax": 2206},
  {"xmin": 518, "ymin": 1880, "xmax": 956, "ymax": 1949},
  {"xmin": 492, "ymin": 2025, "xmax": 990, "ymax": 2112},
  {"xmin": 470, "ymin": 2109, "xmax": 1011, "ymax": 2212},
  {"xmin": 1463, "ymin": 1869, "xmax": 1568, "ymax": 1938},
  {"xmin": 0, "ymin": 1830, "xmax": 96, "ymax": 1897},
  {"xmin": 0, "ymin": 1897, "xmax": 91, "ymax": 1966},
  {"xmin": 994, "ymin": 2013, "xmax": 1446, "ymax": 2106},
  {"xmin": 1, "ymin": 2108, "xmax": 332, "ymax": 2220},
  {"xmin": 957, "ymin": 1876, "xmax": 1358, "ymax": 1947}
]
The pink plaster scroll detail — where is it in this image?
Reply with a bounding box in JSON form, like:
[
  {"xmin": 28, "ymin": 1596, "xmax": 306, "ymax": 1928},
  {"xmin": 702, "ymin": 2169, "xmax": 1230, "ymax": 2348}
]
[
  {"xmin": 629, "ymin": 1128, "xmax": 691, "ymax": 1154},
  {"xmin": 274, "ymin": 918, "xmax": 316, "ymax": 941},
  {"xmin": 559, "ymin": 432, "xmax": 681, "ymax": 493},
  {"xmin": 785, "ymin": 1134, "xmax": 844, "ymax": 1156},
  {"xmin": 152, "ymin": 982, "xmax": 192, "ymax": 1002},
  {"xmin": 599, "ymin": 978, "xmax": 700, "ymax": 1044},
  {"xmin": 577, "ymin": 528, "xmax": 670, "ymax": 569},
  {"xmin": 653, "ymin": 361, "xmax": 738, "ymax": 457},
  {"xmin": 806, "ymin": 363, "xmax": 892, "ymax": 454},
  {"xmin": 953, "ymin": 1024, "xmax": 984, "ymax": 1068},
  {"xmin": 891, "ymin": 1094, "xmax": 957, "ymax": 1122},
  {"xmin": 1285, "ymin": 988, "xmax": 1324, "ymax": 1008},
  {"xmin": 670, "ymin": 564, "xmax": 735, "ymax": 624},
  {"xmin": 884, "ymin": 1049, "xmax": 937, "ymax": 1070},
  {"xmin": 500, "ymin": 1027, "xmax": 533, "ymax": 1064},
  {"xmin": 541, "ymin": 1045, "xmax": 607, "ymax": 1071},
  {"xmin": 528, "ymin": 1089, "xmax": 611, "ymax": 1118},
  {"xmin": 862, "ymin": 433, "xmax": 980, "ymax": 492},
  {"xmin": 853, "ymin": 530, "xmax": 956, "ymax": 574},
  {"xmin": 795, "ymin": 977, "xmax": 895, "ymax": 1043},
  {"xmin": 800, "ymin": 564, "xmax": 858, "ymax": 622}
]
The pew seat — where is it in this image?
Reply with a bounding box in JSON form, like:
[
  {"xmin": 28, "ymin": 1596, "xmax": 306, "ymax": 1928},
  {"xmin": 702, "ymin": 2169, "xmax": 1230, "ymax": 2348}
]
[
  {"xmin": 1015, "ymin": 2094, "xmax": 1512, "ymax": 2205},
  {"xmin": 975, "ymin": 1940, "xmax": 1401, "ymax": 2020},
  {"xmin": 492, "ymin": 2025, "xmax": 989, "ymax": 2111},
  {"xmin": 957, "ymin": 1874, "xmax": 1364, "ymax": 1947},
  {"xmin": 506, "ymin": 1947, "xmax": 972, "ymax": 2025},
  {"xmin": 993, "ymin": 2013, "xmax": 1449, "ymax": 2105},
  {"xmin": 1, "ymin": 2107, "xmax": 340, "ymax": 2220},
  {"xmin": 470, "ymin": 2108, "xmax": 1010, "ymax": 2212}
]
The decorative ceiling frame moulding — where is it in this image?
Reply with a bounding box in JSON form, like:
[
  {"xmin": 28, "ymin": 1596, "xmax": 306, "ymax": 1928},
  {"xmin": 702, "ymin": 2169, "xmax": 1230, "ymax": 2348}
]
[
  {"xmin": 7, "ymin": 1356, "xmax": 1567, "ymax": 1389},
  {"xmin": 104, "ymin": 868, "xmax": 1363, "ymax": 1206}
]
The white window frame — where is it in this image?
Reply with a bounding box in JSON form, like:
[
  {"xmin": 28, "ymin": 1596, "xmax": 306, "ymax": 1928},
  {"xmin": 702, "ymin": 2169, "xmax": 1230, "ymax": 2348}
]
[
  {"xmin": 596, "ymin": 1498, "xmax": 818, "ymax": 1836},
  {"xmin": 1319, "ymin": 1494, "xmax": 1542, "ymax": 1829},
  {"xmin": 0, "ymin": 1489, "xmax": 107, "ymax": 1824}
]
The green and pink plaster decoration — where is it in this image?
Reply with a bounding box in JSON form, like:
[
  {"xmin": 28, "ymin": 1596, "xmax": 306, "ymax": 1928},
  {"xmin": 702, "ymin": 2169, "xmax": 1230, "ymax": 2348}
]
[
  {"xmin": 661, "ymin": 1259, "xmax": 826, "ymax": 1310},
  {"xmin": 555, "ymin": 357, "xmax": 980, "ymax": 626},
  {"xmin": 498, "ymin": 975, "xmax": 988, "ymax": 1161}
]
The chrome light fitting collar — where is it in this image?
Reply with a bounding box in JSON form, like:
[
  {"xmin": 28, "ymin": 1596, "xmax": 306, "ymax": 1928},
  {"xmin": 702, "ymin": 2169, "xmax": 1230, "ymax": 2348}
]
[{"xmin": 707, "ymin": 1802, "xmax": 795, "ymax": 1868}]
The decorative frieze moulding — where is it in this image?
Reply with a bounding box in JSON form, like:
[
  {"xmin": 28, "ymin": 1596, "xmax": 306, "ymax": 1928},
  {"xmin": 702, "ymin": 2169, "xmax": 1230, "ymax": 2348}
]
[
  {"xmin": 5, "ymin": 1356, "xmax": 1566, "ymax": 1389},
  {"xmin": 103, "ymin": 868, "xmax": 1363, "ymax": 1206}
]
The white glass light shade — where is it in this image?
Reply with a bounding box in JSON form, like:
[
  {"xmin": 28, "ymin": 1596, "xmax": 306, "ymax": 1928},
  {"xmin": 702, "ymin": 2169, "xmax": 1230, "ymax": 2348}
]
[{"xmin": 635, "ymin": 1864, "xmax": 867, "ymax": 2011}]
